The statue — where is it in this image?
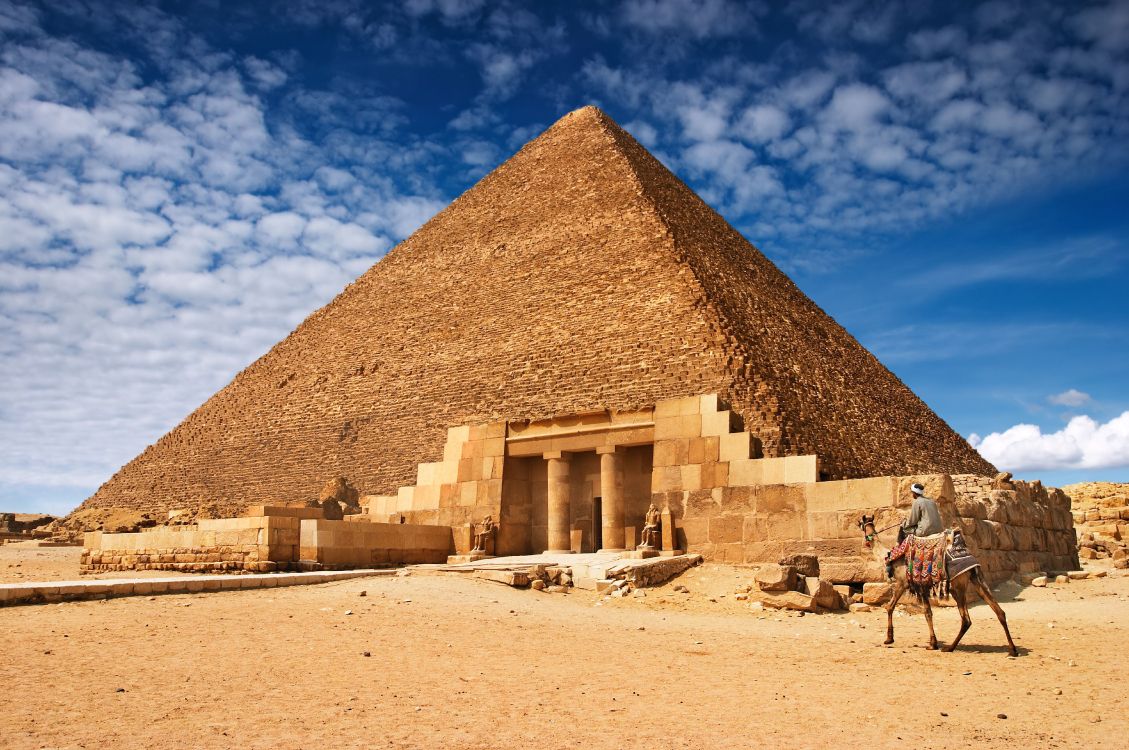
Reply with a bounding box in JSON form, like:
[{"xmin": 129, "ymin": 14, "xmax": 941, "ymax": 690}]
[
  {"xmin": 472, "ymin": 515, "xmax": 495, "ymax": 553},
  {"xmin": 638, "ymin": 503, "xmax": 661, "ymax": 549}
]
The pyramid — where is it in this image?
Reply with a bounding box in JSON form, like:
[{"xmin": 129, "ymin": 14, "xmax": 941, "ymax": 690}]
[{"xmin": 75, "ymin": 106, "xmax": 993, "ymax": 517}]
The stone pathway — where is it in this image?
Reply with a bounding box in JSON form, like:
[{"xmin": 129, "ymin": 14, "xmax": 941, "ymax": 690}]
[{"xmin": 0, "ymin": 568, "xmax": 395, "ymax": 607}]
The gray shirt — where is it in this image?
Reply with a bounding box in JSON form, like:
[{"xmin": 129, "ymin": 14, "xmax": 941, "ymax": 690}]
[{"xmin": 903, "ymin": 495, "xmax": 943, "ymax": 537}]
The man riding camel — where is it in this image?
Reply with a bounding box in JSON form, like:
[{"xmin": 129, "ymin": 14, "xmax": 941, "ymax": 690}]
[
  {"xmin": 886, "ymin": 482, "xmax": 942, "ymax": 578},
  {"xmin": 903, "ymin": 482, "xmax": 942, "ymax": 538}
]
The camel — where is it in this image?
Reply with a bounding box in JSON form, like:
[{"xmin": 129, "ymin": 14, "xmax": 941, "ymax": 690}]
[{"xmin": 858, "ymin": 514, "xmax": 1018, "ymax": 657}]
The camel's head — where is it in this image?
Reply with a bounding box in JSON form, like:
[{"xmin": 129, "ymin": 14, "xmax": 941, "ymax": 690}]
[{"xmin": 858, "ymin": 514, "xmax": 876, "ymax": 548}]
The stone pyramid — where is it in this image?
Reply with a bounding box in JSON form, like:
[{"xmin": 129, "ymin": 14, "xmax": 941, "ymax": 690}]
[{"xmin": 76, "ymin": 106, "xmax": 993, "ymax": 516}]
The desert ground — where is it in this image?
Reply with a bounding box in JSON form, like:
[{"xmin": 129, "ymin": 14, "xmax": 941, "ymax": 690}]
[{"xmin": 2, "ymin": 546, "xmax": 1126, "ymax": 749}]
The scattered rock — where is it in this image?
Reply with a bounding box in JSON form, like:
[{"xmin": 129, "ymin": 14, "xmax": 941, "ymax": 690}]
[
  {"xmin": 997, "ymin": 713, "xmax": 1007, "ymax": 720},
  {"xmin": 1067, "ymin": 571, "xmax": 1089, "ymax": 580},
  {"xmin": 863, "ymin": 581, "xmax": 894, "ymax": 605},
  {"xmin": 754, "ymin": 564, "xmax": 796, "ymax": 592},
  {"xmin": 803, "ymin": 577, "xmax": 844, "ymax": 610},
  {"xmin": 1031, "ymin": 576, "xmax": 1048, "ymax": 587},
  {"xmin": 1054, "ymin": 575, "xmax": 1070, "ymax": 584},
  {"xmin": 758, "ymin": 591, "xmax": 815, "ymax": 613},
  {"xmin": 531, "ymin": 579, "xmax": 546, "ymax": 591},
  {"xmin": 849, "ymin": 602, "xmax": 873, "ymax": 613},
  {"xmin": 779, "ymin": 553, "xmax": 819, "ymax": 578}
]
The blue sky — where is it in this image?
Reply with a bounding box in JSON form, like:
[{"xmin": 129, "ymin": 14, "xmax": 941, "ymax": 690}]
[{"xmin": 1, "ymin": 0, "xmax": 1127, "ymax": 515}]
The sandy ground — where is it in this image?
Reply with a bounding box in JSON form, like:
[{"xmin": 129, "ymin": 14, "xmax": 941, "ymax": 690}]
[{"xmin": 2, "ymin": 548, "xmax": 1127, "ymax": 749}]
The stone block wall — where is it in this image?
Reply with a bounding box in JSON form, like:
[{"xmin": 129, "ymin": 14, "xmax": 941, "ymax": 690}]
[
  {"xmin": 950, "ymin": 475, "xmax": 1078, "ymax": 582},
  {"xmin": 81, "ymin": 515, "xmax": 303, "ymax": 574},
  {"xmin": 666, "ymin": 472, "xmax": 1077, "ymax": 585},
  {"xmin": 299, "ymin": 519, "xmax": 451, "ymax": 568},
  {"xmin": 650, "ymin": 394, "xmax": 818, "ymax": 496}
]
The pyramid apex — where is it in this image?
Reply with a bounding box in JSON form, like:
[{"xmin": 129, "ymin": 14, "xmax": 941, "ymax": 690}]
[{"xmin": 562, "ymin": 104, "xmax": 612, "ymax": 123}]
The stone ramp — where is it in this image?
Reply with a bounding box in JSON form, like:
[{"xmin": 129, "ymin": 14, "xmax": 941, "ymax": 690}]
[{"xmin": 0, "ymin": 569, "xmax": 395, "ymax": 607}]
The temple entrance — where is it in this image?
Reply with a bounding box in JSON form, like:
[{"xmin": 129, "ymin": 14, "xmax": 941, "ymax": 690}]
[
  {"xmin": 592, "ymin": 497, "xmax": 603, "ymax": 551},
  {"xmin": 497, "ymin": 444, "xmax": 653, "ymax": 555}
]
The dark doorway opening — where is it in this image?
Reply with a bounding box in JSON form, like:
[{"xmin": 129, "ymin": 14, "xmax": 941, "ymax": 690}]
[{"xmin": 592, "ymin": 496, "xmax": 602, "ymax": 551}]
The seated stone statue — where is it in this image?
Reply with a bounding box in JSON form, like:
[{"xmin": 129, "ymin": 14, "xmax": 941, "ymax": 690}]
[
  {"xmin": 639, "ymin": 503, "xmax": 661, "ymax": 549},
  {"xmin": 472, "ymin": 515, "xmax": 495, "ymax": 553}
]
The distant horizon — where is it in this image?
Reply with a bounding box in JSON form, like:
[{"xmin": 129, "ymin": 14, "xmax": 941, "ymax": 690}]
[{"xmin": 2, "ymin": 0, "xmax": 1127, "ymax": 516}]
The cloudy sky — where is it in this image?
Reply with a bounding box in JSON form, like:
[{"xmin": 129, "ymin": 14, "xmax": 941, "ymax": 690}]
[{"xmin": 2, "ymin": 0, "xmax": 1127, "ymax": 515}]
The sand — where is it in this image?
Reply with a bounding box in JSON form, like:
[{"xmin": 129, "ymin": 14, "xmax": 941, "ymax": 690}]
[{"xmin": 2, "ymin": 547, "xmax": 1126, "ymax": 749}]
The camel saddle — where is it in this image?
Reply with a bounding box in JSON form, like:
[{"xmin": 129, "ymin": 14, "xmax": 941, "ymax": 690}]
[{"xmin": 887, "ymin": 529, "xmax": 979, "ymax": 600}]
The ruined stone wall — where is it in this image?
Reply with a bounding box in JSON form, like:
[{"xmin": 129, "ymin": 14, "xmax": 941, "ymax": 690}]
[
  {"xmin": 81, "ymin": 515, "xmax": 302, "ymax": 574},
  {"xmin": 1064, "ymin": 482, "xmax": 1129, "ymax": 563},
  {"xmin": 672, "ymin": 473, "xmax": 1077, "ymax": 585}
]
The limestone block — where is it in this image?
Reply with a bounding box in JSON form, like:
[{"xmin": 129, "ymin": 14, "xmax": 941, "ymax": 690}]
[
  {"xmin": 656, "ymin": 414, "xmax": 701, "ymax": 438},
  {"xmin": 757, "ymin": 591, "xmax": 815, "ymax": 612},
  {"xmin": 863, "ymin": 581, "xmax": 893, "ymax": 605},
  {"xmin": 700, "ymin": 409, "xmax": 732, "ymax": 437},
  {"xmin": 719, "ymin": 432, "xmax": 753, "ymax": 462},
  {"xmin": 742, "ymin": 515, "xmax": 769, "ymax": 543},
  {"xmin": 806, "ymin": 511, "xmax": 855, "ymax": 540},
  {"xmin": 698, "ymin": 393, "xmax": 719, "ymax": 414},
  {"xmin": 653, "ymin": 439, "xmax": 688, "ymax": 467},
  {"xmin": 728, "ymin": 458, "xmax": 763, "ymax": 487},
  {"xmin": 652, "ymin": 465, "xmax": 682, "ymax": 493},
  {"xmin": 679, "ymin": 516, "xmax": 708, "ymax": 545},
  {"xmin": 757, "ymin": 485, "xmax": 804, "ymax": 514},
  {"xmin": 760, "ymin": 458, "xmax": 786, "ymax": 485},
  {"xmin": 680, "ymin": 464, "xmax": 702, "ymax": 492},
  {"xmin": 765, "ymin": 512, "xmax": 803, "ymax": 540},
  {"xmin": 803, "ymin": 480, "xmax": 846, "ymax": 514},
  {"xmin": 709, "ymin": 515, "xmax": 743, "ymax": 544},
  {"xmin": 783, "ymin": 455, "xmax": 818, "ymax": 484},
  {"xmin": 755, "ymin": 564, "xmax": 796, "ymax": 592},
  {"xmin": 803, "ymin": 577, "xmax": 843, "ymax": 610},
  {"xmin": 819, "ymin": 558, "xmax": 885, "ymax": 584},
  {"xmin": 653, "ymin": 397, "xmax": 683, "ymax": 418}
]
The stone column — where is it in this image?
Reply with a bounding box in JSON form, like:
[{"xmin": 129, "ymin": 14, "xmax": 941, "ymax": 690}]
[
  {"xmin": 597, "ymin": 446, "xmax": 626, "ymax": 551},
  {"xmin": 545, "ymin": 451, "xmax": 573, "ymax": 553}
]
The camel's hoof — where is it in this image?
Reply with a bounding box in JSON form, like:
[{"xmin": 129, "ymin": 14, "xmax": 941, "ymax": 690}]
[
  {"xmin": 883, "ymin": 638, "xmax": 894, "ymax": 645},
  {"xmin": 928, "ymin": 643, "xmax": 939, "ymax": 651},
  {"xmin": 941, "ymin": 645, "xmax": 955, "ymax": 653},
  {"xmin": 1008, "ymin": 649, "xmax": 1018, "ymax": 658}
]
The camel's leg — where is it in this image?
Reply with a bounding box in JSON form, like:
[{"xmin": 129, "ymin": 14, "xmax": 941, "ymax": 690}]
[
  {"xmin": 971, "ymin": 572, "xmax": 1018, "ymax": 657},
  {"xmin": 942, "ymin": 575, "xmax": 972, "ymax": 653},
  {"xmin": 922, "ymin": 595, "xmax": 938, "ymax": 650},
  {"xmin": 884, "ymin": 576, "xmax": 906, "ymax": 645}
]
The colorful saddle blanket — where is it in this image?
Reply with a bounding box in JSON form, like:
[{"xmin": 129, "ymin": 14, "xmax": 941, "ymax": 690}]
[{"xmin": 887, "ymin": 531, "xmax": 951, "ymax": 599}]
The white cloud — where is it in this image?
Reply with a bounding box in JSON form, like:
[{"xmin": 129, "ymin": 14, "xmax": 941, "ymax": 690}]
[
  {"xmin": 970, "ymin": 412, "xmax": 1129, "ymax": 471},
  {"xmin": 1048, "ymin": 389, "xmax": 1092, "ymax": 407},
  {"xmin": 735, "ymin": 104, "xmax": 790, "ymax": 143},
  {"xmin": 903, "ymin": 25, "xmax": 966, "ymax": 58},
  {"xmin": 0, "ymin": 4, "xmax": 445, "ymax": 514},
  {"xmin": 823, "ymin": 83, "xmax": 892, "ymax": 131},
  {"xmin": 619, "ymin": 0, "xmax": 760, "ymax": 39}
]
